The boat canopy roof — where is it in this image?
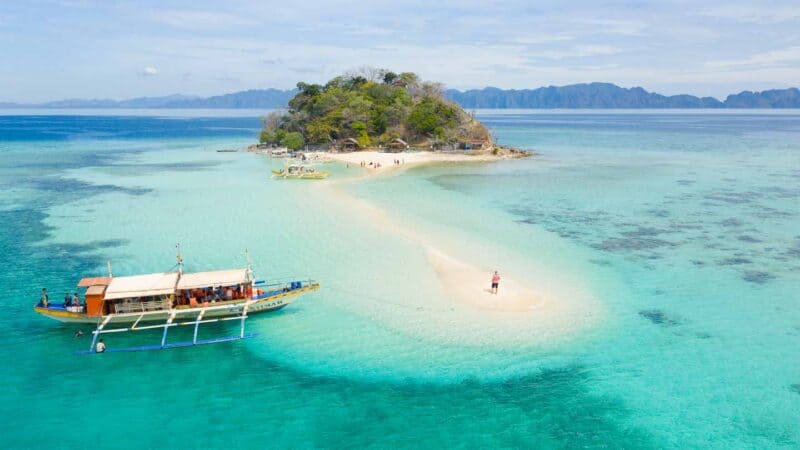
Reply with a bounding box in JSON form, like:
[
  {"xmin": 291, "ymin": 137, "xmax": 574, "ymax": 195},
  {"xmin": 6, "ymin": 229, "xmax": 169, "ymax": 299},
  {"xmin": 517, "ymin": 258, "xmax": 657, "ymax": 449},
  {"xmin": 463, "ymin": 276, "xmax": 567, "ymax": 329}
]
[
  {"xmin": 176, "ymin": 269, "xmax": 248, "ymax": 290},
  {"xmin": 104, "ymin": 272, "xmax": 179, "ymax": 300},
  {"xmin": 78, "ymin": 277, "xmax": 111, "ymax": 287},
  {"xmin": 86, "ymin": 285, "xmax": 106, "ymax": 296}
]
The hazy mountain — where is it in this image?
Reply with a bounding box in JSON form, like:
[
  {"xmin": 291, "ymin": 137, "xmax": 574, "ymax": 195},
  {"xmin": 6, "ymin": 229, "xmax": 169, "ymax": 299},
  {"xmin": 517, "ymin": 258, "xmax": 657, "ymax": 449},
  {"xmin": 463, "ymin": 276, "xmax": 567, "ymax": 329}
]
[
  {"xmin": 160, "ymin": 89, "xmax": 297, "ymax": 108},
  {"xmin": 3, "ymin": 85, "xmax": 799, "ymax": 109},
  {"xmin": 723, "ymin": 88, "xmax": 800, "ymax": 108},
  {"xmin": 445, "ymin": 83, "xmax": 725, "ymax": 108},
  {"xmin": 4, "ymin": 90, "xmax": 296, "ymax": 109}
]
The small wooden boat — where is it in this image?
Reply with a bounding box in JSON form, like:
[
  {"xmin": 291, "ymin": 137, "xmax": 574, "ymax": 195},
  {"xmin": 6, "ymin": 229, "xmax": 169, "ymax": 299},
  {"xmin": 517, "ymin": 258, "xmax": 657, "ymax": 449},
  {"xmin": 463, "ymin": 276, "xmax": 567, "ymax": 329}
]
[
  {"xmin": 34, "ymin": 248, "xmax": 319, "ymax": 353},
  {"xmin": 272, "ymin": 163, "xmax": 329, "ymax": 180}
]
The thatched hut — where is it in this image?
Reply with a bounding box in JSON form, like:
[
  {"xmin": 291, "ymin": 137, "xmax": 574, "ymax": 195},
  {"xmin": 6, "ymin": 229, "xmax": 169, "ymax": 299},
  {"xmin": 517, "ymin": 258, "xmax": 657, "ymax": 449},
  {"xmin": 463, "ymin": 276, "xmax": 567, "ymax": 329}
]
[
  {"xmin": 386, "ymin": 138, "xmax": 408, "ymax": 152},
  {"xmin": 340, "ymin": 138, "xmax": 360, "ymax": 152}
]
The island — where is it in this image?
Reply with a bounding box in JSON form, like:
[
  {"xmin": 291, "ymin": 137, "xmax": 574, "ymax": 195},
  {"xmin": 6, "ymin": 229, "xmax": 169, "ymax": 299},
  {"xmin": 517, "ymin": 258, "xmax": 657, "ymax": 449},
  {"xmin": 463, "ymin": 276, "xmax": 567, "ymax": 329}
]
[{"xmin": 252, "ymin": 69, "xmax": 528, "ymax": 171}]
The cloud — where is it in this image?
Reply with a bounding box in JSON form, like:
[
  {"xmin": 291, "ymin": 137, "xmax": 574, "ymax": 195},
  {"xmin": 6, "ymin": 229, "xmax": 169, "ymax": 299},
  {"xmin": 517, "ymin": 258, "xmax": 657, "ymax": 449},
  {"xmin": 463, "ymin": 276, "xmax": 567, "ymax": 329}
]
[
  {"xmin": 140, "ymin": 66, "xmax": 159, "ymax": 76},
  {"xmin": 706, "ymin": 46, "xmax": 800, "ymax": 69},
  {"xmin": 525, "ymin": 45, "xmax": 626, "ymax": 61},
  {"xmin": 698, "ymin": 6, "xmax": 800, "ymax": 24},
  {"xmin": 149, "ymin": 9, "xmax": 254, "ymax": 30},
  {"xmin": 570, "ymin": 18, "xmax": 648, "ymax": 36}
]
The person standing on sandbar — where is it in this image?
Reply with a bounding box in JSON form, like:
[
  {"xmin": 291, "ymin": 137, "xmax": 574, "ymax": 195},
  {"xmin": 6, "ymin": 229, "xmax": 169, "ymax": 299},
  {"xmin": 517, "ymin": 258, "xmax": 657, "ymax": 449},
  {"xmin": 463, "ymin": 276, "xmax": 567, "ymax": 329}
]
[{"xmin": 491, "ymin": 271, "xmax": 501, "ymax": 294}]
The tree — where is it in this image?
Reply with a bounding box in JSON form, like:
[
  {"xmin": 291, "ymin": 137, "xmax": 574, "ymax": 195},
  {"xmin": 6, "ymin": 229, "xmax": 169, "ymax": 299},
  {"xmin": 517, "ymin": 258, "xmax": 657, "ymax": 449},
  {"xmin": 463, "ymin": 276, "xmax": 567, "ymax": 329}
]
[
  {"xmin": 407, "ymin": 97, "xmax": 457, "ymax": 137},
  {"xmin": 383, "ymin": 71, "xmax": 398, "ymax": 84},
  {"xmin": 280, "ymin": 131, "xmax": 305, "ymax": 150},
  {"xmin": 258, "ymin": 70, "xmax": 488, "ymax": 150}
]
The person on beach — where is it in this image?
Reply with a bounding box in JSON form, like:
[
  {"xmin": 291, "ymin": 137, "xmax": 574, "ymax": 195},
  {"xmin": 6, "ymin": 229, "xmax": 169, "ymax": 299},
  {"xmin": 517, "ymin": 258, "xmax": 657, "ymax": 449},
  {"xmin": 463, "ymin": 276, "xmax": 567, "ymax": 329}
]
[
  {"xmin": 73, "ymin": 291, "xmax": 80, "ymax": 307},
  {"xmin": 64, "ymin": 292, "xmax": 72, "ymax": 307},
  {"xmin": 491, "ymin": 271, "xmax": 501, "ymax": 294}
]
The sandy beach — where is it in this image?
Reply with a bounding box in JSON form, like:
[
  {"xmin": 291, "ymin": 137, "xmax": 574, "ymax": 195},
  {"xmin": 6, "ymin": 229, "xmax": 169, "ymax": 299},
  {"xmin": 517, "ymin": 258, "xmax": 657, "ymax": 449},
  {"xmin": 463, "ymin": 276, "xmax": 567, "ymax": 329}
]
[
  {"xmin": 307, "ymin": 150, "xmax": 523, "ymax": 175},
  {"xmin": 308, "ymin": 158, "xmax": 602, "ymax": 346}
]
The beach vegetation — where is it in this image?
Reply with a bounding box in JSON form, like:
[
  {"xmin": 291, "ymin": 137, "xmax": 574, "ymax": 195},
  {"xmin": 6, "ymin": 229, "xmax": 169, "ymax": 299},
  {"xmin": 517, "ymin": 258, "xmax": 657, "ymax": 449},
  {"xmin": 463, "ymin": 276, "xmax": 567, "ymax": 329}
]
[
  {"xmin": 280, "ymin": 131, "xmax": 305, "ymax": 150},
  {"xmin": 260, "ymin": 68, "xmax": 490, "ymax": 149}
]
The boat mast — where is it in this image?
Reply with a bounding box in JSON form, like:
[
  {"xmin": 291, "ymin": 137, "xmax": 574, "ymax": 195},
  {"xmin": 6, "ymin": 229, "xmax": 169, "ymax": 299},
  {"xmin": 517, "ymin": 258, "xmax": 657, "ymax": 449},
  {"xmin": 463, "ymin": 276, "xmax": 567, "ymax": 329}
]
[
  {"xmin": 176, "ymin": 243, "xmax": 184, "ymax": 275},
  {"xmin": 245, "ymin": 248, "xmax": 252, "ymax": 283}
]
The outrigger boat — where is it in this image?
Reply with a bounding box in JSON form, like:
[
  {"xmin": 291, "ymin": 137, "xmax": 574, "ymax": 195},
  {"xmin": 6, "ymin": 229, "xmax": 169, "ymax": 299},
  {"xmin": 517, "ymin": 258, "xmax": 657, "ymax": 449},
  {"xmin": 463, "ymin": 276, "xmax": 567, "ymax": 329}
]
[
  {"xmin": 33, "ymin": 248, "xmax": 319, "ymax": 353},
  {"xmin": 272, "ymin": 162, "xmax": 329, "ymax": 180}
]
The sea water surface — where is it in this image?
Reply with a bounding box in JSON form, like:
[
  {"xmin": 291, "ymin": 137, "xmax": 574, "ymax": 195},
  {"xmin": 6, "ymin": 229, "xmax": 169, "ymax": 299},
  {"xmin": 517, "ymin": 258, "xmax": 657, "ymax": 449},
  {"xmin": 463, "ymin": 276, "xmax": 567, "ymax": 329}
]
[{"xmin": 1, "ymin": 110, "xmax": 798, "ymax": 448}]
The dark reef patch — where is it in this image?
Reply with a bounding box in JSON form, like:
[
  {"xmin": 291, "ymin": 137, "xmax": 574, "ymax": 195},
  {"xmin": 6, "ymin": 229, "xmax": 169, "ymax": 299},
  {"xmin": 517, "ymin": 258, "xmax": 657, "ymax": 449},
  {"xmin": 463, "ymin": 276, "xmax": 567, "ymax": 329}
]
[
  {"xmin": 27, "ymin": 176, "xmax": 151, "ymax": 197},
  {"xmin": 109, "ymin": 160, "xmax": 222, "ymax": 173},
  {"xmin": 646, "ymin": 209, "xmax": 670, "ymax": 218},
  {"xmin": 752, "ymin": 206, "xmax": 793, "ymax": 219},
  {"xmin": 741, "ymin": 271, "xmax": 775, "ymax": 284},
  {"xmin": 737, "ymin": 235, "xmax": 762, "ymax": 243},
  {"xmin": 759, "ymin": 186, "xmax": 799, "ymax": 199},
  {"xmin": 594, "ymin": 237, "xmax": 675, "ymax": 252},
  {"xmin": 719, "ymin": 257, "xmax": 752, "ymax": 266},
  {"xmin": 589, "ymin": 259, "xmax": 612, "ymax": 267},
  {"xmin": 639, "ymin": 309, "xmax": 679, "ymax": 326},
  {"xmin": 704, "ymin": 191, "xmax": 761, "ymax": 205},
  {"xmin": 783, "ymin": 241, "xmax": 800, "ymax": 258},
  {"xmin": 719, "ymin": 218, "xmax": 744, "ymax": 227},
  {"xmin": 790, "ymin": 384, "xmax": 800, "ymax": 395}
]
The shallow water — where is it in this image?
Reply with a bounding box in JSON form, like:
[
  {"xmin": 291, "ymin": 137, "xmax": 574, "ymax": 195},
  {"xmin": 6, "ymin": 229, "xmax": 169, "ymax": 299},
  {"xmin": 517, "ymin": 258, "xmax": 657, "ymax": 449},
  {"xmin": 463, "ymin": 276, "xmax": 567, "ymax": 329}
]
[{"xmin": 1, "ymin": 111, "xmax": 798, "ymax": 448}]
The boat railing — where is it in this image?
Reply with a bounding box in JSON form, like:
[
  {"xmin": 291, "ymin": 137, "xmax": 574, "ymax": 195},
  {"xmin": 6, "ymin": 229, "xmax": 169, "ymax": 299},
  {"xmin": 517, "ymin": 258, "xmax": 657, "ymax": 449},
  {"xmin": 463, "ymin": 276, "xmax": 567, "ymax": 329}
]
[
  {"xmin": 252, "ymin": 278, "xmax": 319, "ymax": 300},
  {"xmin": 114, "ymin": 297, "xmax": 171, "ymax": 314},
  {"xmin": 37, "ymin": 302, "xmax": 85, "ymax": 313}
]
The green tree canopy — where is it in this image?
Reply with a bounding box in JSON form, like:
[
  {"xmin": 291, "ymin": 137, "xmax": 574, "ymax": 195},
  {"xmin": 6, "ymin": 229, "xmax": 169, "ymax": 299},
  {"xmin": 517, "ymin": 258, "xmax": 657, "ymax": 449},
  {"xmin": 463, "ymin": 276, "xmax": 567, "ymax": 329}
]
[
  {"xmin": 260, "ymin": 69, "xmax": 489, "ymax": 148},
  {"xmin": 280, "ymin": 131, "xmax": 305, "ymax": 150}
]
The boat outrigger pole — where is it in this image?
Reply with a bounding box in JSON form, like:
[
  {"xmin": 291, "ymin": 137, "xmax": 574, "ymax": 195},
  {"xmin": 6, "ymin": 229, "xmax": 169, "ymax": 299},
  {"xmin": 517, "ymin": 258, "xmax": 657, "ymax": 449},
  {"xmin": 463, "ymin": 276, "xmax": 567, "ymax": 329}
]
[{"xmin": 81, "ymin": 304, "xmax": 259, "ymax": 354}]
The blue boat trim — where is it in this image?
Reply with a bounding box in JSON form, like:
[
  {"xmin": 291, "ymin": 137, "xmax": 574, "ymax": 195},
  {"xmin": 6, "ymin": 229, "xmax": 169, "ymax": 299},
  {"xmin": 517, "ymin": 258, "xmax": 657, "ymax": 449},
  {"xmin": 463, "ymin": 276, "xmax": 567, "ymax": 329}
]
[{"xmin": 76, "ymin": 333, "xmax": 259, "ymax": 354}]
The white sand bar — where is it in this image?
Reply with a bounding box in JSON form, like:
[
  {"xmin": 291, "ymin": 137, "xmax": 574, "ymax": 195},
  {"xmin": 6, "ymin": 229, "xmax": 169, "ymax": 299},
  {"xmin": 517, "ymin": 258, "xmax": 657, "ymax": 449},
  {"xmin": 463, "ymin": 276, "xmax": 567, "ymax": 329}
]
[
  {"xmin": 309, "ymin": 163, "xmax": 604, "ymax": 348},
  {"xmin": 309, "ymin": 150, "xmax": 518, "ymax": 174}
]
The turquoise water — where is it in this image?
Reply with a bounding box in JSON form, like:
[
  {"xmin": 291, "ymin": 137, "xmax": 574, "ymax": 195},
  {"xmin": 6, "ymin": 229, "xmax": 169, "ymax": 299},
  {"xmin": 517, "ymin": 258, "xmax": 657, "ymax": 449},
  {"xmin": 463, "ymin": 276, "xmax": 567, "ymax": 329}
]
[{"xmin": 1, "ymin": 111, "xmax": 798, "ymax": 448}]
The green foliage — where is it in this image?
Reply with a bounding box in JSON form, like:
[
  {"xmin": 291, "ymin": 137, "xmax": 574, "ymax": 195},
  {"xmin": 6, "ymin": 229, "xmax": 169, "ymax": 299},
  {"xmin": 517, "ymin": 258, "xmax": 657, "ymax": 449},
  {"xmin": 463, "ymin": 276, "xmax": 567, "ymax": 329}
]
[
  {"xmin": 407, "ymin": 97, "xmax": 458, "ymax": 138},
  {"xmin": 260, "ymin": 69, "xmax": 485, "ymax": 149},
  {"xmin": 280, "ymin": 131, "xmax": 305, "ymax": 150},
  {"xmin": 382, "ymin": 71, "xmax": 398, "ymax": 84}
]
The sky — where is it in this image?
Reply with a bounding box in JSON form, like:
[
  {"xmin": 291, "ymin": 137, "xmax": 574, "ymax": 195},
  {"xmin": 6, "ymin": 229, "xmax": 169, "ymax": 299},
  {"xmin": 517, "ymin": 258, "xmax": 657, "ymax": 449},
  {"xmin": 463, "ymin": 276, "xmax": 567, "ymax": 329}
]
[{"xmin": 1, "ymin": 0, "xmax": 800, "ymax": 102}]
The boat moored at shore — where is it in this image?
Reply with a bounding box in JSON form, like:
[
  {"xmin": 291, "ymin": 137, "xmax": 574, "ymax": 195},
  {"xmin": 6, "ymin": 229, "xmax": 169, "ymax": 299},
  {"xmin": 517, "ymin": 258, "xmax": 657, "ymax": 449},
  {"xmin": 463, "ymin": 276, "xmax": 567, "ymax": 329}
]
[
  {"xmin": 34, "ymin": 249, "xmax": 319, "ymax": 352},
  {"xmin": 272, "ymin": 162, "xmax": 329, "ymax": 179}
]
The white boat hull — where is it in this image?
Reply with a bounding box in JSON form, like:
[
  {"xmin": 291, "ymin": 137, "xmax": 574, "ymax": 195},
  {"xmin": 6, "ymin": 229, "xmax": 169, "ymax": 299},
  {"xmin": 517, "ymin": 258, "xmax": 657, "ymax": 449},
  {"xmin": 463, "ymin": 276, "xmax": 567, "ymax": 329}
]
[{"xmin": 34, "ymin": 283, "xmax": 317, "ymax": 325}]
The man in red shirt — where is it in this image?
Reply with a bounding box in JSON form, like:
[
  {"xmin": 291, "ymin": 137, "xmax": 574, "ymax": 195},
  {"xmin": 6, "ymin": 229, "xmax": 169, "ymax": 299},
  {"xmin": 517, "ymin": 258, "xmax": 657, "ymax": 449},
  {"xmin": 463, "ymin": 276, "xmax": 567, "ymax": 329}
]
[{"xmin": 491, "ymin": 271, "xmax": 501, "ymax": 294}]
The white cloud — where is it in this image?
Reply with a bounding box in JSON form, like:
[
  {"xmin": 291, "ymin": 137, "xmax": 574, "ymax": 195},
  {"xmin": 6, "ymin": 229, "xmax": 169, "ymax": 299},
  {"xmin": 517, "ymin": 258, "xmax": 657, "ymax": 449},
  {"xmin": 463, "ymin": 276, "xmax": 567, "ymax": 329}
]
[
  {"xmin": 141, "ymin": 66, "xmax": 159, "ymax": 76},
  {"xmin": 525, "ymin": 45, "xmax": 625, "ymax": 61},
  {"xmin": 570, "ymin": 18, "xmax": 648, "ymax": 36},
  {"xmin": 706, "ymin": 46, "xmax": 800, "ymax": 69},
  {"xmin": 698, "ymin": 6, "xmax": 800, "ymax": 24},
  {"xmin": 149, "ymin": 9, "xmax": 254, "ymax": 30}
]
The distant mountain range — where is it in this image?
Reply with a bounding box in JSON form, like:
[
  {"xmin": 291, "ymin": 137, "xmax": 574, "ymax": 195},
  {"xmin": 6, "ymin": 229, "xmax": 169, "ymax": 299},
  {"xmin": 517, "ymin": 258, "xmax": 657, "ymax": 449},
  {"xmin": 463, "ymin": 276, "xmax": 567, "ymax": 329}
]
[
  {"xmin": 3, "ymin": 83, "xmax": 799, "ymax": 109},
  {"xmin": 446, "ymin": 83, "xmax": 800, "ymax": 108},
  {"xmin": 0, "ymin": 89, "xmax": 297, "ymax": 110}
]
